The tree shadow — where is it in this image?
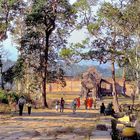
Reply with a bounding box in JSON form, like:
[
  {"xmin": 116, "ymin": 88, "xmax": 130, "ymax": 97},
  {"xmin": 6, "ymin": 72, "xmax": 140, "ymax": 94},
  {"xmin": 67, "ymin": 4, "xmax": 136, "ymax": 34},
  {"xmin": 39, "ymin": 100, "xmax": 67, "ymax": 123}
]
[{"xmin": 12, "ymin": 110, "xmax": 100, "ymax": 122}]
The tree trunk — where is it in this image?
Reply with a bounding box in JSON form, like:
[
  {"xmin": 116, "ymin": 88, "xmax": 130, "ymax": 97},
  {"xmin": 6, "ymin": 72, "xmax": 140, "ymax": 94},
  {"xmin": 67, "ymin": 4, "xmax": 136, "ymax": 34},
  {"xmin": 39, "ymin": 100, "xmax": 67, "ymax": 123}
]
[
  {"xmin": 42, "ymin": 76, "xmax": 48, "ymax": 108},
  {"xmin": 136, "ymin": 71, "xmax": 140, "ymax": 97},
  {"xmin": 41, "ymin": 5, "xmax": 56, "ymax": 107},
  {"xmin": 41, "ymin": 31, "xmax": 50, "ymax": 108},
  {"xmin": 122, "ymin": 67, "xmax": 126, "ymax": 95},
  {"xmin": 136, "ymin": 79, "xmax": 140, "ymax": 99},
  {"xmin": 111, "ymin": 61, "xmax": 120, "ymax": 112},
  {"xmin": 1, "ymin": 65, "xmax": 4, "ymax": 90},
  {"xmin": 135, "ymin": 41, "xmax": 140, "ymax": 98}
]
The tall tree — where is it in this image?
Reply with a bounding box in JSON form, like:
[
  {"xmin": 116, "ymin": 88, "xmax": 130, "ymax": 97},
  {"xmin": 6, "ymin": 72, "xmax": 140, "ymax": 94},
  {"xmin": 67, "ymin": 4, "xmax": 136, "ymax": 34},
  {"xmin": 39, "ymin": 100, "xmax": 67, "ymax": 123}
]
[
  {"xmin": 119, "ymin": 0, "xmax": 140, "ymax": 97},
  {"xmin": 62, "ymin": 0, "xmax": 132, "ymax": 112},
  {"xmin": 20, "ymin": 0, "xmax": 75, "ymax": 107}
]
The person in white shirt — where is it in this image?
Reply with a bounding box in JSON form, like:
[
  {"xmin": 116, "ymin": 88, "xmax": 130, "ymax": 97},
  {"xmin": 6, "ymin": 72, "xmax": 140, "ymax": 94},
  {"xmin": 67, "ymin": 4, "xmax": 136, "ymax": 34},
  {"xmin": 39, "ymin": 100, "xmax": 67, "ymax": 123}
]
[{"xmin": 18, "ymin": 96, "xmax": 26, "ymax": 116}]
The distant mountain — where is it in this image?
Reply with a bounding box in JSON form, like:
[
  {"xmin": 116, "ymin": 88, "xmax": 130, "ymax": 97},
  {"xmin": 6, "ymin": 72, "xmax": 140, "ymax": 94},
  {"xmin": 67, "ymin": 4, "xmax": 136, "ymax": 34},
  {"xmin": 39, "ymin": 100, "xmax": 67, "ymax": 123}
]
[
  {"xmin": 63, "ymin": 64, "xmax": 112, "ymax": 77},
  {"xmin": 1, "ymin": 60, "xmax": 121, "ymax": 78},
  {"xmin": 95, "ymin": 65, "xmax": 112, "ymax": 78}
]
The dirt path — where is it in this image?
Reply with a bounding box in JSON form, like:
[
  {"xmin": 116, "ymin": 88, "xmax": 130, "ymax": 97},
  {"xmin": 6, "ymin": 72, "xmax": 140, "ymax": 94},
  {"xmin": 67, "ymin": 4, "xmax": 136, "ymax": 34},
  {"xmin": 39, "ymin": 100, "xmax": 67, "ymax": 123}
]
[{"xmin": 0, "ymin": 109, "xmax": 99, "ymax": 140}]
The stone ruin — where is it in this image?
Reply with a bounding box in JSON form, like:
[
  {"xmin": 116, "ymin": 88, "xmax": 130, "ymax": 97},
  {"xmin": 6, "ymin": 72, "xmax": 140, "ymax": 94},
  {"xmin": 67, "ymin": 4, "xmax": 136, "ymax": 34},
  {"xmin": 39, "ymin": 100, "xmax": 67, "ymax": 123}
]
[{"xmin": 81, "ymin": 67, "xmax": 101, "ymax": 98}]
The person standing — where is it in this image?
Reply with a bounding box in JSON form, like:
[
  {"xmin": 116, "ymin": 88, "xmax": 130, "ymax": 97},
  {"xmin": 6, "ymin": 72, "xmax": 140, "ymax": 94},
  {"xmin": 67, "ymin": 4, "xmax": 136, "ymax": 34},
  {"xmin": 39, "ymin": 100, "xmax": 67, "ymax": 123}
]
[
  {"xmin": 84, "ymin": 97, "xmax": 88, "ymax": 110},
  {"xmin": 26, "ymin": 100, "xmax": 32, "ymax": 115},
  {"xmin": 60, "ymin": 97, "xmax": 65, "ymax": 112},
  {"xmin": 18, "ymin": 96, "xmax": 26, "ymax": 116},
  {"xmin": 89, "ymin": 97, "xmax": 93, "ymax": 109},
  {"xmin": 76, "ymin": 97, "xmax": 80, "ymax": 108},
  {"xmin": 100, "ymin": 102, "xmax": 105, "ymax": 115},
  {"xmin": 71, "ymin": 98, "xmax": 77, "ymax": 114},
  {"xmin": 87, "ymin": 97, "xmax": 90, "ymax": 109},
  {"xmin": 55, "ymin": 100, "xmax": 59, "ymax": 112}
]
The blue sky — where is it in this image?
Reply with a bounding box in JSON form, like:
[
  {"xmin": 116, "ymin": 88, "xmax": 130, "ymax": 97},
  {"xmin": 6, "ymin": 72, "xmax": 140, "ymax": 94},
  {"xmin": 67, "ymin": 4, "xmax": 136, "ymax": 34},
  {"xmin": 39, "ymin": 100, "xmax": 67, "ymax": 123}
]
[{"xmin": 2, "ymin": 33, "xmax": 18, "ymax": 61}]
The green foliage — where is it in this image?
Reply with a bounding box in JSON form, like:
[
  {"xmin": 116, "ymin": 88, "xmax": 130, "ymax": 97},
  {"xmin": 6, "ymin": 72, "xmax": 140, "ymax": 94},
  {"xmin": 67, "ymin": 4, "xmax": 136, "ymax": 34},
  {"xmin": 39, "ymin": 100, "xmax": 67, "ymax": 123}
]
[
  {"xmin": 13, "ymin": 57, "xmax": 25, "ymax": 80},
  {"xmin": 60, "ymin": 48, "xmax": 74, "ymax": 58},
  {"xmin": 0, "ymin": 23, "xmax": 7, "ymax": 32},
  {"xmin": 98, "ymin": 2, "xmax": 121, "ymax": 20},
  {"xmin": 72, "ymin": 42, "xmax": 84, "ymax": 49},
  {"xmin": 76, "ymin": 24, "xmax": 83, "ymax": 30},
  {"xmin": 7, "ymin": 92, "xmax": 19, "ymax": 103},
  {"xmin": 2, "ymin": 57, "xmax": 25, "ymax": 85},
  {"xmin": 115, "ymin": 68, "xmax": 122, "ymax": 78},
  {"xmin": 3, "ymin": 66, "xmax": 14, "ymax": 84},
  {"xmin": 0, "ymin": 90, "xmax": 8, "ymax": 104},
  {"xmin": 73, "ymin": 0, "xmax": 90, "ymax": 10},
  {"xmin": 87, "ymin": 23, "xmax": 100, "ymax": 33},
  {"xmin": 0, "ymin": 0, "xmax": 26, "ymax": 41},
  {"xmin": 82, "ymin": 38, "xmax": 90, "ymax": 45},
  {"xmin": 121, "ymin": 0, "xmax": 140, "ymax": 33}
]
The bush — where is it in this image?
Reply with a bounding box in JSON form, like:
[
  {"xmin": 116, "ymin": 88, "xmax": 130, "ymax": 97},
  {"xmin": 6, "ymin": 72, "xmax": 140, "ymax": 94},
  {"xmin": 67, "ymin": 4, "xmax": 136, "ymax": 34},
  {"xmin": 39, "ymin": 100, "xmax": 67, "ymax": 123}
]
[
  {"xmin": 8, "ymin": 92, "xmax": 19, "ymax": 103},
  {"xmin": 8, "ymin": 92, "xmax": 32, "ymax": 103},
  {"xmin": 0, "ymin": 90, "xmax": 8, "ymax": 104},
  {"xmin": 2, "ymin": 98, "xmax": 8, "ymax": 104}
]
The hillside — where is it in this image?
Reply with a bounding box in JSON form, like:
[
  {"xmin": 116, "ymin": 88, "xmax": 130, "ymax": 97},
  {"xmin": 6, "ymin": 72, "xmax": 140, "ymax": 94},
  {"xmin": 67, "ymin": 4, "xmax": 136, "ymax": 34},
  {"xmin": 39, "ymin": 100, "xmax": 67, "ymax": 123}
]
[
  {"xmin": 63, "ymin": 64, "xmax": 112, "ymax": 77},
  {"xmin": 2, "ymin": 60, "xmax": 121, "ymax": 78}
]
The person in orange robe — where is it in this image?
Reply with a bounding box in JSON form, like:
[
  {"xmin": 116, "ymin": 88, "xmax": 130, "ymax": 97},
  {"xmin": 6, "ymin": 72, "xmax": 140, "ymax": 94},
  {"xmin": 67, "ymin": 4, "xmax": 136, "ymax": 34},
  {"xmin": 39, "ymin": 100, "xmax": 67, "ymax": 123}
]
[
  {"xmin": 76, "ymin": 97, "xmax": 80, "ymax": 108},
  {"xmin": 89, "ymin": 97, "xmax": 93, "ymax": 109},
  {"xmin": 87, "ymin": 97, "xmax": 91, "ymax": 109}
]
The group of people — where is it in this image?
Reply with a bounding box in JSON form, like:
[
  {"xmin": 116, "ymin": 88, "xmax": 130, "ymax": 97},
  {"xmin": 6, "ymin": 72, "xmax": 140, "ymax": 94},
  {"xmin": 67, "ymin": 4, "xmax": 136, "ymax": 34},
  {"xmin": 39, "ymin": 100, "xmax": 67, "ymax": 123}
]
[
  {"xmin": 17, "ymin": 96, "xmax": 115, "ymax": 116},
  {"xmin": 55, "ymin": 96, "xmax": 97, "ymax": 114},
  {"xmin": 18, "ymin": 96, "xmax": 32, "ymax": 116},
  {"xmin": 55, "ymin": 97, "xmax": 65, "ymax": 112},
  {"xmin": 84, "ymin": 97, "xmax": 96, "ymax": 110},
  {"xmin": 100, "ymin": 102, "xmax": 115, "ymax": 116},
  {"xmin": 55, "ymin": 97, "xmax": 81, "ymax": 113},
  {"xmin": 71, "ymin": 97, "xmax": 80, "ymax": 114}
]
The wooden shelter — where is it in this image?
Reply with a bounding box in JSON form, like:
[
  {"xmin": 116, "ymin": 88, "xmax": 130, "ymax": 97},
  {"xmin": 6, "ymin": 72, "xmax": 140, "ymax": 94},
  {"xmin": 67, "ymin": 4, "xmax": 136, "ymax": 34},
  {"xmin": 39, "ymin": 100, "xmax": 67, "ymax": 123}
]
[{"xmin": 98, "ymin": 79, "xmax": 113, "ymax": 97}]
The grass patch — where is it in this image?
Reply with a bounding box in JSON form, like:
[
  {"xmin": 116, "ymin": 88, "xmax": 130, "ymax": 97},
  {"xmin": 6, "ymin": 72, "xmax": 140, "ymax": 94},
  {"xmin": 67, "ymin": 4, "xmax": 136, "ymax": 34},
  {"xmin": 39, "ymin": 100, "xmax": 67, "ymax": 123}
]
[{"xmin": 47, "ymin": 93, "xmax": 80, "ymax": 101}]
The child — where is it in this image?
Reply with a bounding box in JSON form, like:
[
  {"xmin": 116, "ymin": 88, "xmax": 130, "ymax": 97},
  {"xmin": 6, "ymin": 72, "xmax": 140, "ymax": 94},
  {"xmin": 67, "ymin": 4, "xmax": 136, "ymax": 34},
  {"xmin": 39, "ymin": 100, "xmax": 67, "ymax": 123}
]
[
  {"xmin": 55, "ymin": 100, "xmax": 59, "ymax": 112},
  {"xmin": 71, "ymin": 99, "xmax": 77, "ymax": 114},
  {"xmin": 26, "ymin": 100, "xmax": 32, "ymax": 115}
]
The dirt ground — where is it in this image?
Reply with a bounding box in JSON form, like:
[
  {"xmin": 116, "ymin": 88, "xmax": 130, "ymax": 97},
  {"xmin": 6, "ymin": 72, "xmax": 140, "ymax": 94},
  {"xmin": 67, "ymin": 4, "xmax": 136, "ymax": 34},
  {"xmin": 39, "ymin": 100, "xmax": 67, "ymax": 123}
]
[
  {"xmin": 0, "ymin": 109, "xmax": 99, "ymax": 140},
  {"xmin": 0, "ymin": 97, "xmax": 139, "ymax": 140}
]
